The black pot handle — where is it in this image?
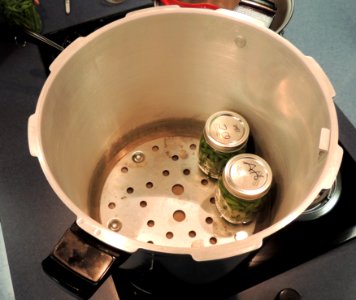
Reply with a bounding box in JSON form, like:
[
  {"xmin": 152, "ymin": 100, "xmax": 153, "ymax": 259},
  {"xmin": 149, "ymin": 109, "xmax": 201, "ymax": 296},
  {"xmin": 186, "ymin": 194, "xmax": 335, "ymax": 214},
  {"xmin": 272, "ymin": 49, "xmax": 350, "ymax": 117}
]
[{"xmin": 42, "ymin": 222, "xmax": 129, "ymax": 299}]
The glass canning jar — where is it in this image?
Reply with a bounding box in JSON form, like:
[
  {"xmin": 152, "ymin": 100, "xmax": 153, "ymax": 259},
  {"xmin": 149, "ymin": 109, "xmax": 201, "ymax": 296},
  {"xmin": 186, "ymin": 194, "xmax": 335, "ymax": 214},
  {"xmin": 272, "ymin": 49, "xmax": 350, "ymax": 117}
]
[{"xmin": 215, "ymin": 153, "xmax": 273, "ymax": 225}]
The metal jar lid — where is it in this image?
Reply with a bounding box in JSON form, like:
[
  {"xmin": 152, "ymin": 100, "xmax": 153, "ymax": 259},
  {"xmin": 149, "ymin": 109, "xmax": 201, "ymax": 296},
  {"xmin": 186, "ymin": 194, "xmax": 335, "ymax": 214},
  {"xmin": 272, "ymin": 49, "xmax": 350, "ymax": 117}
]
[
  {"xmin": 203, "ymin": 111, "xmax": 250, "ymax": 153},
  {"xmin": 222, "ymin": 153, "xmax": 273, "ymax": 200}
]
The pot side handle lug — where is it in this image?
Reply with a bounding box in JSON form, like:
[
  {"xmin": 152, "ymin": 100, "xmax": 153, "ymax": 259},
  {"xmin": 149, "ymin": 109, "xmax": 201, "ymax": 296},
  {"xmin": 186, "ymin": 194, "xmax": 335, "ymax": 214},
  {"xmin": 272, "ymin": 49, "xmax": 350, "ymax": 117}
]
[
  {"xmin": 28, "ymin": 114, "xmax": 39, "ymax": 157},
  {"xmin": 321, "ymin": 144, "xmax": 343, "ymax": 190},
  {"xmin": 42, "ymin": 222, "xmax": 130, "ymax": 299}
]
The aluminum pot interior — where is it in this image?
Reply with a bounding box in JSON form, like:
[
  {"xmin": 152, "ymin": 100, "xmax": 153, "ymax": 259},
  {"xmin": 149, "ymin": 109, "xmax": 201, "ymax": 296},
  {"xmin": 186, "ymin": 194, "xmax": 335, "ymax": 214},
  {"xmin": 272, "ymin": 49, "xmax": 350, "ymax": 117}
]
[{"xmin": 29, "ymin": 7, "xmax": 342, "ymax": 262}]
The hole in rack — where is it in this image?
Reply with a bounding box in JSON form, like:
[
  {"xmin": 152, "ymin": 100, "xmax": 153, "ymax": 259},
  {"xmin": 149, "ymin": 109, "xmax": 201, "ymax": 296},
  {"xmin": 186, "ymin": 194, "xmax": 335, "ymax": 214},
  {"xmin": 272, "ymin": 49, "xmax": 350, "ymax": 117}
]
[
  {"xmin": 127, "ymin": 187, "xmax": 134, "ymax": 194},
  {"xmin": 171, "ymin": 155, "xmax": 179, "ymax": 161},
  {"xmin": 121, "ymin": 167, "xmax": 128, "ymax": 173},
  {"xmin": 190, "ymin": 144, "xmax": 197, "ymax": 150},
  {"xmin": 183, "ymin": 169, "xmax": 190, "ymax": 175},
  {"xmin": 210, "ymin": 197, "xmax": 216, "ymax": 204},
  {"xmin": 166, "ymin": 232, "xmax": 174, "ymax": 239},
  {"xmin": 205, "ymin": 217, "xmax": 213, "ymax": 224},
  {"xmin": 162, "ymin": 170, "xmax": 170, "ymax": 176},
  {"xmin": 108, "ymin": 202, "xmax": 116, "ymax": 209},
  {"xmin": 147, "ymin": 220, "xmax": 155, "ymax": 227},
  {"xmin": 146, "ymin": 182, "xmax": 153, "ymax": 189},
  {"xmin": 140, "ymin": 201, "xmax": 147, "ymax": 207},
  {"xmin": 201, "ymin": 179, "xmax": 209, "ymax": 186},
  {"xmin": 172, "ymin": 184, "xmax": 184, "ymax": 195},
  {"xmin": 189, "ymin": 231, "xmax": 196, "ymax": 238},
  {"xmin": 147, "ymin": 241, "xmax": 154, "ymax": 244},
  {"xmin": 173, "ymin": 210, "xmax": 186, "ymax": 222},
  {"xmin": 152, "ymin": 145, "xmax": 159, "ymax": 152},
  {"xmin": 209, "ymin": 237, "xmax": 217, "ymax": 244}
]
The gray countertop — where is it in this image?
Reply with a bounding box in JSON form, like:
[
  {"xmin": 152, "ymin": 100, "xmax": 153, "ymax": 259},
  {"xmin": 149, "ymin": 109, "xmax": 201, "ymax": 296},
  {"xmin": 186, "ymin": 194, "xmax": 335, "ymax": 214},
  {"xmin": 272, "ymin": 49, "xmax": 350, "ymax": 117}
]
[
  {"xmin": 284, "ymin": 0, "xmax": 356, "ymax": 129},
  {"xmin": 0, "ymin": 1, "xmax": 355, "ymax": 299}
]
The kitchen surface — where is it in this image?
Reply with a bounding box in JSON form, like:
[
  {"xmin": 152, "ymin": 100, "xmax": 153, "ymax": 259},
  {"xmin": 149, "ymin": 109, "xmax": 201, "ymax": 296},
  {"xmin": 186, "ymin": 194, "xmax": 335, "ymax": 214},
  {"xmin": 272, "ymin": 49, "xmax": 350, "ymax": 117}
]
[{"xmin": 1, "ymin": 1, "xmax": 356, "ymax": 299}]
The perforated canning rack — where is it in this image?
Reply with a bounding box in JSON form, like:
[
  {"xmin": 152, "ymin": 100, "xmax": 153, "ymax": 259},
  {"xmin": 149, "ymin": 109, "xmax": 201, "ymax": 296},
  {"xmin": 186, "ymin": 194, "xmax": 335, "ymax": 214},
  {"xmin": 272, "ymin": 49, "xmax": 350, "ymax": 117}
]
[{"xmin": 91, "ymin": 122, "xmax": 272, "ymax": 249}]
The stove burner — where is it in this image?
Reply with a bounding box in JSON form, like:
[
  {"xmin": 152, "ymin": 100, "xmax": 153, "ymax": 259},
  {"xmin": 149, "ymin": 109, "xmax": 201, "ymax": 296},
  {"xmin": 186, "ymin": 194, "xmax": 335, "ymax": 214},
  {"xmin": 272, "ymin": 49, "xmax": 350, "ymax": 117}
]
[{"xmin": 298, "ymin": 173, "xmax": 342, "ymax": 221}]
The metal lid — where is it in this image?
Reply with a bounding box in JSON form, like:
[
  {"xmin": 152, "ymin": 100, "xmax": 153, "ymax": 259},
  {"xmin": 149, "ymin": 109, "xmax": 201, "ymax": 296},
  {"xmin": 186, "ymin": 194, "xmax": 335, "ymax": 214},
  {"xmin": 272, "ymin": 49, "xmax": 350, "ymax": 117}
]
[
  {"xmin": 203, "ymin": 111, "xmax": 250, "ymax": 153},
  {"xmin": 222, "ymin": 153, "xmax": 272, "ymax": 200},
  {"xmin": 235, "ymin": 0, "xmax": 276, "ymax": 28}
]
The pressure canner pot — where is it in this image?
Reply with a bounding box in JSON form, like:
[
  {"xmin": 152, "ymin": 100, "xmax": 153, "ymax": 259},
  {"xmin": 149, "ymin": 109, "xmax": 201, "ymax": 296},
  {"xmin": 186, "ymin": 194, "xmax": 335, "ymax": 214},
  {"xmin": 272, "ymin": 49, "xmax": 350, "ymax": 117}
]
[{"xmin": 28, "ymin": 5, "xmax": 343, "ymax": 299}]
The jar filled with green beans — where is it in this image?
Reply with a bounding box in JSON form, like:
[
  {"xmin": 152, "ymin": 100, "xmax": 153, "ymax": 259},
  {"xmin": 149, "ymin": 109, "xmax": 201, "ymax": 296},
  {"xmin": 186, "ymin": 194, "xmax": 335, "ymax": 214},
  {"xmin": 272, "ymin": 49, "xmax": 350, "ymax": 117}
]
[
  {"xmin": 198, "ymin": 111, "xmax": 250, "ymax": 179},
  {"xmin": 215, "ymin": 153, "xmax": 273, "ymax": 225}
]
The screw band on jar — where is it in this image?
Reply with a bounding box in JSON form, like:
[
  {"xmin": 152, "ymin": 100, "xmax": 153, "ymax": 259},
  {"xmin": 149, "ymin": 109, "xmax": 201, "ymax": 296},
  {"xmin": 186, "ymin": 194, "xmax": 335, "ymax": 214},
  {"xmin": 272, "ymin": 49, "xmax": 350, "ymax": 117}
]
[
  {"xmin": 215, "ymin": 153, "xmax": 273, "ymax": 224},
  {"xmin": 198, "ymin": 111, "xmax": 250, "ymax": 179}
]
